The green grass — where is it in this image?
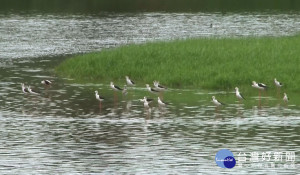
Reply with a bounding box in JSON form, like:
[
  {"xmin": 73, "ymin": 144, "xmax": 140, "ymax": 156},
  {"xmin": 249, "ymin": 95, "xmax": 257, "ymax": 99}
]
[{"xmin": 56, "ymin": 35, "xmax": 300, "ymax": 92}]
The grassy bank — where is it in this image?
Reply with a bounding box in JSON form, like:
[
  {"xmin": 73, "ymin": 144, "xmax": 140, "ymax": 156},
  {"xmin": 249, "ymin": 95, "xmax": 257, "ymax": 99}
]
[{"xmin": 56, "ymin": 35, "xmax": 300, "ymax": 91}]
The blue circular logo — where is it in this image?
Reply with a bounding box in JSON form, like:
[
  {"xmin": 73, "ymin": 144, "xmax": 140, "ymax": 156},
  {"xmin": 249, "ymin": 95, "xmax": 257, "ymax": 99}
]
[{"xmin": 215, "ymin": 149, "xmax": 236, "ymax": 168}]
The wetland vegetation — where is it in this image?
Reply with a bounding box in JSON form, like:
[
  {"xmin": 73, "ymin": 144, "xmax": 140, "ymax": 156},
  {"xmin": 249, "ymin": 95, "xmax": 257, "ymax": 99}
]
[{"xmin": 56, "ymin": 34, "xmax": 300, "ymax": 92}]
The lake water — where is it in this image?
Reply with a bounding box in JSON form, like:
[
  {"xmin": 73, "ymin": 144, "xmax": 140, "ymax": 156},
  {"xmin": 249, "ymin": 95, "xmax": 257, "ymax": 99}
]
[
  {"xmin": 0, "ymin": 8, "xmax": 299, "ymax": 174},
  {"xmin": 1, "ymin": 12, "xmax": 300, "ymax": 59}
]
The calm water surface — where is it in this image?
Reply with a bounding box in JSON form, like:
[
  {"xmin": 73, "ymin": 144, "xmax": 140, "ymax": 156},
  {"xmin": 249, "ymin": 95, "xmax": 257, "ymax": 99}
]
[{"xmin": 0, "ymin": 11, "xmax": 299, "ymax": 174}]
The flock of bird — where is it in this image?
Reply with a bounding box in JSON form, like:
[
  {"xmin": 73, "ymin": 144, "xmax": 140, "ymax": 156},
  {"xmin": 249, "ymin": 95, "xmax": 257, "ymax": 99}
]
[
  {"xmin": 212, "ymin": 79, "xmax": 289, "ymax": 106},
  {"xmin": 21, "ymin": 77, "xmax": 289, "ymax": 109},
  {"xmin": 107, "ymin": 77, "xmax": 168, "ymax": 109},
  {"xmin": 21, "ymin": 77, "xmax": 168, "ymax": 109},
  {"xmin": 99, "ymin": 76, "xmax": 289, "ymax": 108},
  {"xmin": 21, "ymin": 80, "xmax": 52, "ymax": 94}
]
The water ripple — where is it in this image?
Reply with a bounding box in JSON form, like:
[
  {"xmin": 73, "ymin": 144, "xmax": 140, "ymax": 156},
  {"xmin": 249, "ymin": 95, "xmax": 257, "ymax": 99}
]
[{"xmin": 1, "ymin": 12, "xmax": 300, "ymax": 59}]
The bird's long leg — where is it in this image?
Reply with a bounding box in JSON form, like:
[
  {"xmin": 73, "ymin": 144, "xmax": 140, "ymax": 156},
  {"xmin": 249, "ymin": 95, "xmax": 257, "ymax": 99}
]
[
  {"xmin": 144, "ymin": 108, "xmax": 150, "ymax": 120},
  {"xmin": 113, "ymin": 91, "xmax": 118, "ymax": 107},
  {"xmin": 99, "ymin": 102, "xmax": 102, "ymax": 113},
  {"xmin": 215, "ymin": 106, "xmax": 219, "ymax": 114},
  {"xmin": 122, "ymin": 92, "xmax": 126, "ymax": 101},
  {"xmin": 283, "ymin": 97, "xmax": 288, "ymax": 107},
  {"xmin": 258, "ymin": 96, "xmax": 261, "ymax": 109},
  {"xmin": 114, "ymin": 91, "xmax": 117, "ymax": 102}
]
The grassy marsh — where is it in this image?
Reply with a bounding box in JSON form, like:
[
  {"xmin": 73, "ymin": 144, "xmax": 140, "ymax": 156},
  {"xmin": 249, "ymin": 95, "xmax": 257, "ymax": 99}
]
[{"xmin": 56, "ymin": 35, "xmax": 300, "ymax": 92}]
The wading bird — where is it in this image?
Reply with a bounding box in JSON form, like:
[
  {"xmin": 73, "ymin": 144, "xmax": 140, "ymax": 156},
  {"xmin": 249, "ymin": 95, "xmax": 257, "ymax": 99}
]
[
  {"xmin": 146, "ymin": 84, "xmax": 159, "ymax": 94},
  {"xmin": 41, "ymin": 80, "xmax": 52, "ymax": 86},
  {"xmin": 274, "ymin": 78, "xmax": 283, "ymax": 98},
  {"xmin": 27, "ymin": 86, "xmax": 39, "ymax": 95},
  {"xmin": 21, "ymin": 83, "xmax": 29, "ymax": 94},
  {"xmin": 153, "ymin": 80, "xmax": 167, "ymax": 99},
  {"xmin": 110, "ymin": 82, "xmax": 123, "ymax": 101},
  {"xmin": 139, "ymin": 96, "xmax": 153, "ymax": 104},
  {"xmin": 283, "ymin": 93, "xmax": 289, "ymax": 103},
  {"xmin": 153, "ymin": 81, "xmax": 167, "ymax": 91},
  {"xmin": 212, "ymin": 96, "xmax": 225, "ymax": 106},
  {"xmin": 125, "ymin": 76, "xmax": 135, "ymax": 86},
  {"xmin": 252, "ymin": 81, "xmax": 267, "ymax": 97},
  {"xmin": 274, "ymin": 78, "xmax": 283, "ymax": 88},
  {"xmin": 141, "ymin": 97, "xmax": 150, "ymax": 109},
  {"xmin": 95, "ymin": 90, "xmax": 104, "ymax": 108},
  {"xmin": 235, "ymin": 87, "xmax": 245, "ymax": 102},
  {"xmin": 110, "ymin": 82, "xmax": 123, "ymax": 91},
  {"xmin": 158, "ymin": 97, "xmax": 166, "ymax": 107}
]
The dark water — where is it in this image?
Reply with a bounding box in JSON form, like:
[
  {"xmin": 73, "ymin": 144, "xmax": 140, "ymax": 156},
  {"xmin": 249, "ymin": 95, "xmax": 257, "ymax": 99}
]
[
  {"xmin": 0, "ymin": 2, "xmax": 299, "ymax": 174},
  {"xmin": 2, "ymin": 0, "xmax": 300, "ymax": 13}
]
